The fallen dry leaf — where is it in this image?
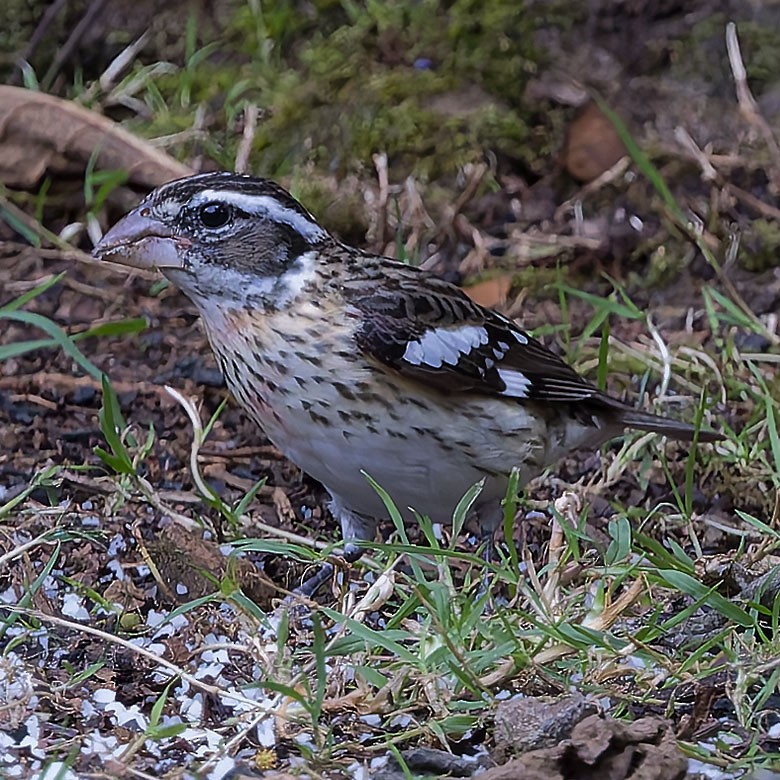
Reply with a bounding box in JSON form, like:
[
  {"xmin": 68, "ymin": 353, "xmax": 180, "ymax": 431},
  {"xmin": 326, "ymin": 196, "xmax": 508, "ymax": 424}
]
[
  {"xmin": 145, "ymin": 523, "xmax": 278, "ymax": 607},
  {"xmin": 0, "ymin": 85, "xmax": 191, "ymax": 189},
  {"xmin": 464, "ymin": 273, "xmax": 514, "ymax": 308}
]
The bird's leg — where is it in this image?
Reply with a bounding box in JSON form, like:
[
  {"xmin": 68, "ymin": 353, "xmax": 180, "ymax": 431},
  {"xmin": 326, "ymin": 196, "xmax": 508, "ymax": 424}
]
[
  {"xmin": 294, "ymin": 561, "xmax": 335, "ymax": 599},
  {"xmin": 478, "ymin": 526, "xmax": 497, "ymax": 603},
  {"xmin": 291, "ymin": 502, "xmax": 374, "ymax": 598},
  {"xmin": 481, "ymin": 528, "xmax": 495, "ymax": 567},
  {"xmin": 293, "ymin": 542, "xmax": 367, "ymax": 598}
]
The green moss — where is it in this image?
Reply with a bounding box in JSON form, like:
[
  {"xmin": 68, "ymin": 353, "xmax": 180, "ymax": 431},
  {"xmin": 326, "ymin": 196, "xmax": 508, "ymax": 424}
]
[
  {"xmin": 668, "ymin": 13, "xmax": 780, "ymax": 94},
  {"xmin": 289, "ymin": 175, "xmax": 369, "ymax": 243},
  {"xmin": 0, "ymin": 0, "xmax": 43, "ymax": 66},
  {"xmin": 35, "ymin": 0, "xmax": 560, "ymax": 193},
  {"xmin": 730, "ymin": 21, "xmax": 780, "ymax": 92},
  {"xmin": 150, "ymin": 0, "xmax": 543, "ymax": 180},
  {"xmin": 509, "ymin": 264, "xmax": 566, "ymax": 299},
  {"xmin": 635, "ymin": 242, "xmax": 686, "ymax": 289},
  {"xmin": 740, "ymin": 218, "xmax": 780, "ymax": 272}
]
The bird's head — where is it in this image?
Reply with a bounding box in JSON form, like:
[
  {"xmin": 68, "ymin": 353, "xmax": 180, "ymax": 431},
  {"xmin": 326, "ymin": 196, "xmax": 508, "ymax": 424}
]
[{"xmin": 93, "ymin": 172, "xmax": 332, "ymax": 308}]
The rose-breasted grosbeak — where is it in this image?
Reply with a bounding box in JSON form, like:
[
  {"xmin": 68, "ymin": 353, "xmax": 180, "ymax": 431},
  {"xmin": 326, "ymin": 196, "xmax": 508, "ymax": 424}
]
[{"xmin": 94, "ymin": 172, "xmax": 721, "ymax": 562}]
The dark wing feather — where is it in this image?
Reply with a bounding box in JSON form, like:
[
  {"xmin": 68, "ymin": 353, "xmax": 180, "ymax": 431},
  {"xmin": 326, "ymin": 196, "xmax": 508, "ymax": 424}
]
[
  {"xmin": 343, "ymin": 269, "xmax": 607, "ymax": 405},
  {"xmin": 339, "ymin": 259, "xmax": 723, "ymax": 443}
]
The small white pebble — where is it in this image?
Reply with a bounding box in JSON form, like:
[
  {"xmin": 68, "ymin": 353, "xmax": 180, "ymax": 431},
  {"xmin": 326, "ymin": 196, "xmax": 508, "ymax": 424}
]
[
  {"xmin": 146, "ymin": 610, "xmax": 168, "ymax": 628},
  {"xmin": 38, "ymin": 763, "xmax": 78, "ymax": 780},
  {"xmin": 181, "ymin": 695, "xmax": 203, "ymax": 721},
  {"xmin": 256, "ymin": 717, "xmax": 276, "ymax": 747},
  {"xmin": 107, "ymin": 535, "xmax": 126, "ymax": 556},
  {"xmin": 347, "ymin": 762, "xmax": 368, "ymax": 780},
  {"xmin": 61, "ymin": 593, "xmax": 89, "ymax": 621},
  {"xmin": 168, "ymin": 612, "xmax": 190, "ymax": 630},
  {"xmin": 82, "ymin": 730, "xmax": 121, "ymax": 757},
  {"xmin": 152, "ymin": 622, "xmax": 176, "ymax": 639},
  {"xmin": 105, "ymin": 559, "xmax": 125, "ymax": 580},
  {"xmin": 207, "ymin": 755, "xmax": 237, "ymax": 780},
  {"xmin": 107, "ymin": 701, "xmax": 149, "ymax": 730},
  {"xmin": 92, "ymin": 688, "xmax": 116, "ymax": 705},
  {"xmin": 195, "ymin": 663, "xmax": 225, "ymax": 680},
  {"xmin": 0, "ymin": 586, "xmax": 18, "ymax": 604},
  {"xmin": 202, "ymin": 648, "xmax": 230, "ymax": 665},
  {"xmin": 19, "ymin": 715, "xmax": 43, "ymax": 757}
]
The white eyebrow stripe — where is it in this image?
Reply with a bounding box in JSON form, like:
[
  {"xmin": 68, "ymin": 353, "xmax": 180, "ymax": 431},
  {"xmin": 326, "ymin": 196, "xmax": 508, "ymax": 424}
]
[
  {"xmin": 190, "ymin": 189, "xmax": 329, "ymax": 242},
  {"xmin": 496, "ymin": 368, "xmax": 531, "ymax": 398},
  {"xmin": 402, "ymin": 325, "xmax": 489, "ymax": 368}
]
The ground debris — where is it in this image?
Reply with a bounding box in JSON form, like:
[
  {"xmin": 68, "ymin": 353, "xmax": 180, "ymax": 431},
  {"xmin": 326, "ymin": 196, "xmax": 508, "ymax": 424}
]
[
  {"xmin": 480, "ymin": 714, "xmax": 686, "ymax": 780},
  {"xmin": 143, "ymin": 523, "xmax": 280, "ymax": 607},
  {"xmin": 375, "ymin": 747, "xmax": 488, "ymax": 779},
  {"xmin": 492, "ymin": 692, "xmax": 599, "ymax": 758}
]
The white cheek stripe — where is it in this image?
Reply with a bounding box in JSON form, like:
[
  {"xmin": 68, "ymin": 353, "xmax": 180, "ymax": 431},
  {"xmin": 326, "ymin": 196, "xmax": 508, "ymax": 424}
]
[
  {"xmin": 278, "ymin": 250, "xmax": 318, "ymax": 300},
  {"xmin": 496, "ymin": 368, "xmax": 531, "ymax": 398},
  {"xmin": 191, "ymin": 190, "xmax": 328, "ymax": 242},
  {"xmin": 403, "ymin": 325, "xmax": 489, "ymax": 368},
  {"xmin": 190, "ymin": 250, "xmax": 318, "ymax": 309}
]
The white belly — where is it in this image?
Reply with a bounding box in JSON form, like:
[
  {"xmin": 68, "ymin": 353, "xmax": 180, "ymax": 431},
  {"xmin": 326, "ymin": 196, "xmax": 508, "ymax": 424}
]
[{"xmin": 197, "ymin": 301, "xmax": 598, "ymax": 535}]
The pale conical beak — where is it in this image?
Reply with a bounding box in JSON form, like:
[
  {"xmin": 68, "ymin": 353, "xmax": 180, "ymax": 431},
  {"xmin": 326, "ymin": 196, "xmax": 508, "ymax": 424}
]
[{"xmin": 92, "ymin": 209, "xmax": 191, "ymax": 270}]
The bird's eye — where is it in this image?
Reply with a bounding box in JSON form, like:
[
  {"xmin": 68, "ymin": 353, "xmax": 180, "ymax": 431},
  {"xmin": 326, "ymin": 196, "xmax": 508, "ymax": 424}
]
[{"xmin": 198, "ymin": 202, "xmax": 231, "ymax": 229}]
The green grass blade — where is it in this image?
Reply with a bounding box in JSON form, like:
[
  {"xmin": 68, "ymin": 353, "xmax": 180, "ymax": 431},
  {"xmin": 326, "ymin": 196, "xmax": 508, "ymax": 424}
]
[
  {"xmin": 0, "ymin": 273, "xmax": 65, "ymax": 313},
  {"xmin": 2, "ymin": 310, "xmax": 103, "ymax": 379}
]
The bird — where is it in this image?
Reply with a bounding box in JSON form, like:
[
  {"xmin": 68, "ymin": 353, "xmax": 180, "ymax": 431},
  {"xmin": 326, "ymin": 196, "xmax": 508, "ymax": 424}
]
[{"xmin": 93, "ymin": 171, "xmax": 721, "ymax": 575}]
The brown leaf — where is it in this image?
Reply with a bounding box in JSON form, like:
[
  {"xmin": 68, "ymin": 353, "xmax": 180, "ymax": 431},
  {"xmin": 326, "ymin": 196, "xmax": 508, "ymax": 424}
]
[
  {"xmin": 563, "ymin": 101, "xmax": 627, "ymax": 183},
  {"xmin": 0, "ymin": 85, "xmax": 192, "ymax": 189},
  {"xmin": 464, "ymin": 273, "xmax": 514, "ymax": 309}
]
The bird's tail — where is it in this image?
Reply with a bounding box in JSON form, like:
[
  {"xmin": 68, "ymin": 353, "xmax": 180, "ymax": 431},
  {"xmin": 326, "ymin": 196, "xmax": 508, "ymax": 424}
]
[{"xmin": 614, "ymin": 407, "xmax": 723, "ymax": 443}]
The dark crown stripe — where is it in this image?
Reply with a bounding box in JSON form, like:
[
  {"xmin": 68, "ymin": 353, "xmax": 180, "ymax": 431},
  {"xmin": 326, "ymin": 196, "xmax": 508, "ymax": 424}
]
[{"xmin": 158, "ymin": 173, "xmax": 328, "ymax": 243}]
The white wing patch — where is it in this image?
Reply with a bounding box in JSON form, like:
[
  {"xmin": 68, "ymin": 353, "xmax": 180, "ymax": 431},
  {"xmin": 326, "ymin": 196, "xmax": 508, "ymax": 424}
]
[
  {"xmin": 191, "ymin": 189, "xmax": 328, "ymax": 242},
  {"xmin": 403, "ymin": 325, "xmax": 489, "ymax": 368},
  {"xmin": 496, "ymin": 368, "xmax": 531, "ymax": 398}
]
